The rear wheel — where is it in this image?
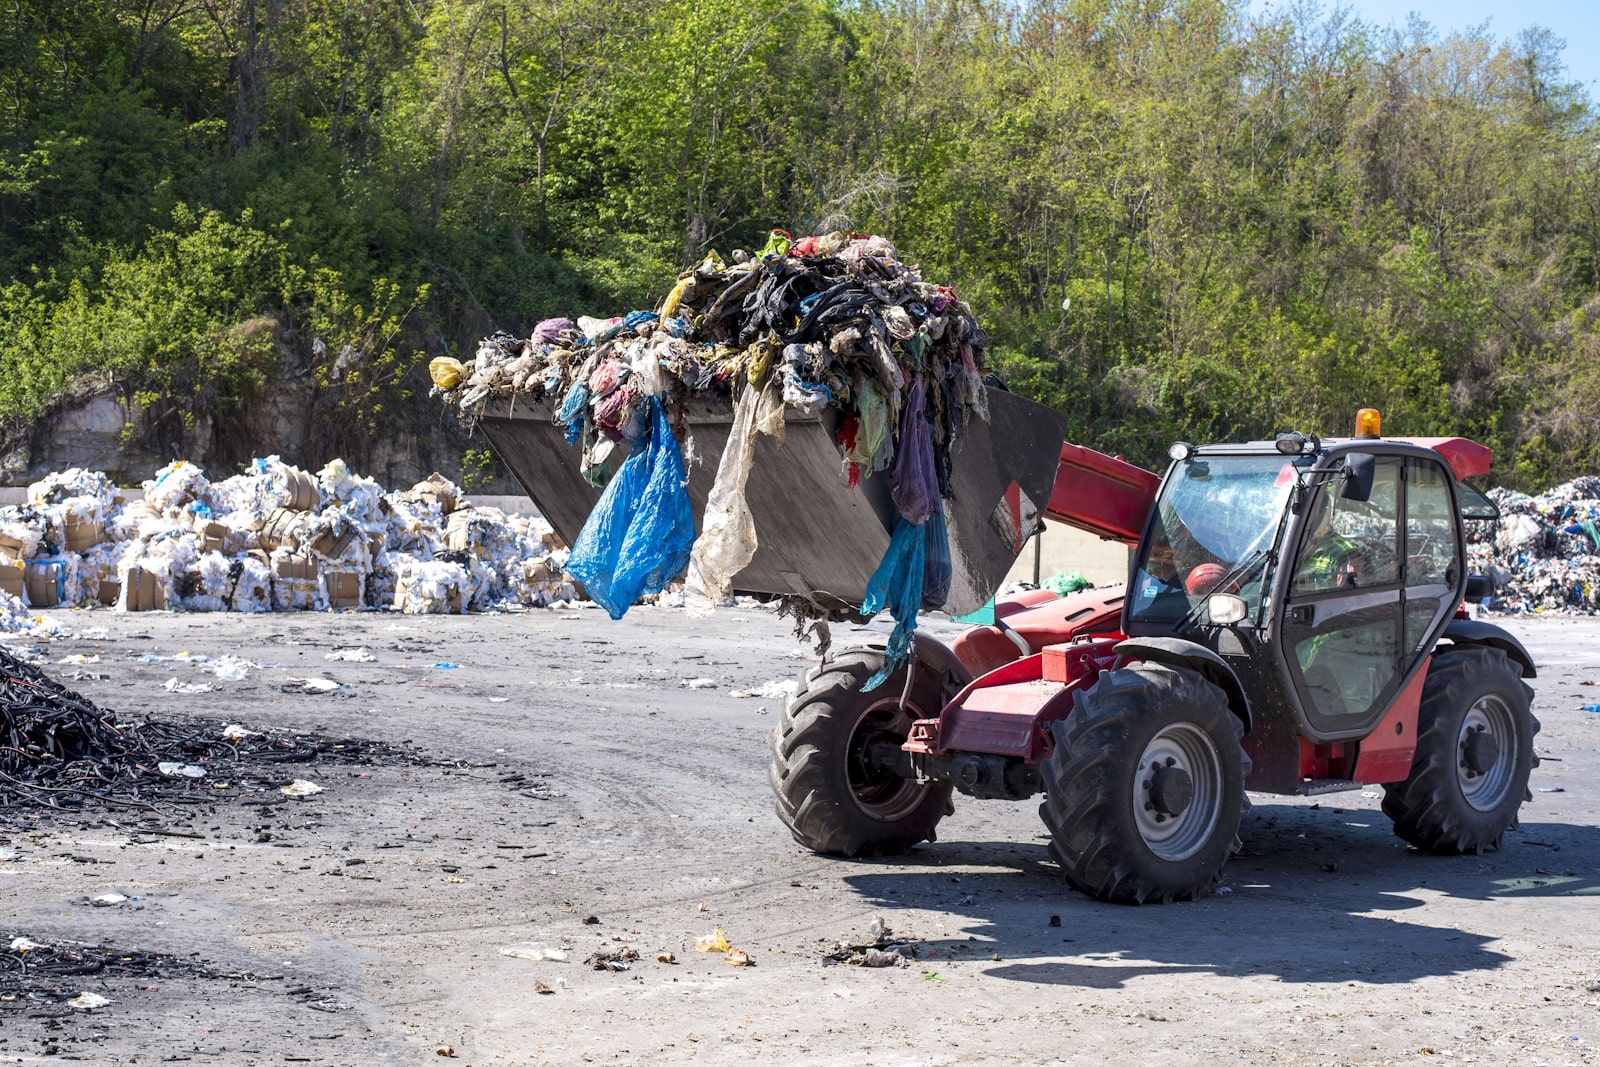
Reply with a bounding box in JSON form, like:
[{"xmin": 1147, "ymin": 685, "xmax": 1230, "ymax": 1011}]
[
  {"xmin": 769, "ymin": 649, "xmax": 954, "ymax": 857},
  {"xmin": 1039, "ymin": 663, "xmax": 1250, "ymax": 904},
  {"xmin": 1382, "ymin": 646, "xmax": 1538, "ymax": 854}
]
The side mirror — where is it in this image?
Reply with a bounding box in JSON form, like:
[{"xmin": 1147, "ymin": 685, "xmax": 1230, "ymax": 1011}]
[{"xmin": 1341, "ymin": 453, "xmax": 1376, "ymax": 503}]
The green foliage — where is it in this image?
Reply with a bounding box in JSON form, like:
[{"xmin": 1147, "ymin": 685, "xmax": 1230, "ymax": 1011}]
[{"xmin": 3, "ymin": 0, "xmax": 1600, "ymax": 488}]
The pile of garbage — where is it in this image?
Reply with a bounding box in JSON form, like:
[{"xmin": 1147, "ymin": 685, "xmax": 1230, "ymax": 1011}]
[
  {"xmin": 1469, "ymin": 476, "xmax": 1600, "ymax": 614},
  {"xmin": 433, "ymin": 229, "xmax": 993, "ymax": 686},
  {"xmin": 0, "ymin": 459, "xmax": 575, "ymax": 629}
]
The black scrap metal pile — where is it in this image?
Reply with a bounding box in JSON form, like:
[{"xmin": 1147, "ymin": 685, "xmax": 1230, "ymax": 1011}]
[
  {"xmin": 1, "ymin": 934, "xmax": 287, "ymax": 1013},
  {"xmin": 0, "ymin": 647, "xmax": 422, "ymax": 817}
]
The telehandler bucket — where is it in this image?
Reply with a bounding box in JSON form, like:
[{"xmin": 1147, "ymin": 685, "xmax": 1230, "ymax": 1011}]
[{"xmin": 475, "ymin": 386, "xmax": 1067, "ymax": 616}]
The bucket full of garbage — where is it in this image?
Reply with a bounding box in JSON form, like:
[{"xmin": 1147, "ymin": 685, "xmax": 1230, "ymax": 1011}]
[{"xmin": 435, "ymin": 230, "xmax": 1068, "ymax": 665}]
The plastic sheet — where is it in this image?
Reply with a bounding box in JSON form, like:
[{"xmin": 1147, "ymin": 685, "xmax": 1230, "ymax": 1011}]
[
  {"xmin": 860, "ymin": 517, "xmax": 928, "ymax": 690},
  {"xmin": 567, "ymin": 398, "xmax": 696, "ymax": 619},
  {"xmin": 683, "ymin": 382, "xmax": 785, "ymax": 617},
  {"xmin": 890, "ymin": 377, "xmax": 939, "ymax": 525},
  {"xmin": 922, "ymin": 506, "xmax": 952, "ymax": 609}
]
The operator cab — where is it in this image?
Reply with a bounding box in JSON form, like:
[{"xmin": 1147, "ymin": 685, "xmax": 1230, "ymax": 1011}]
[{"xmin": 1126, "ymin": 409, "xmax": 1475, "ymax": 743}]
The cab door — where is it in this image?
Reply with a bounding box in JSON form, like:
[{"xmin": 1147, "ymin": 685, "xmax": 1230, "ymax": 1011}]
[
  {"xmin": 1399, "ymin": 457, "xmax": 1463, "ymax": 661},
  {"xmin": 1281, "ymin": 457, "xmax": 1405, "ymax": 738}
]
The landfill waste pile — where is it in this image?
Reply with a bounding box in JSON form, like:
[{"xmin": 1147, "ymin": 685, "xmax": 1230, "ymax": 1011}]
[
  {"xmin": 0, "ymin": 459, "xmax": 576, "ymax": 632},
  {"xmin": 1469, "ymin": 476, "xmax": 1600, "ymax": 614},
  {"xmin": 0, "ymin": 646, "xmax": 432, "ymax": 818},
  {"xmin": 434, "ymin": 229, "xmax": 993, "ymax": 686}
]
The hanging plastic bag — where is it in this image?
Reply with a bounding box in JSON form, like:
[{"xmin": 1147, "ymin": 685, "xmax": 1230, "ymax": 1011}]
[
  {"xmin": 567, "ymin": 398, "xmax": 696, "ymax": 619},
  {"xmin": 555, "ymin": 381, "xmax": 590, "ymax": 446},
  {"xmin": 891, "ymin": 377, "xmax": 939, "ymax": 525},
  {"xmin": 683, "ymin": 382, "xmax": 784, "ymax": 618},
  {"xmin": 860, "ymin": 517, "xmax": 927, "ymax": 691},
  {"xmin": 922, "ymin": 505, "xmax": 952, "ymax": 609}
]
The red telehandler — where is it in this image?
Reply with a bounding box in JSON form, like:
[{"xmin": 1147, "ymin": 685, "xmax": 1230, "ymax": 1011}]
[
  {"xmin": 767, "ymin": 410, "xmax": 1538, "ymax": 904},
  {"xmin": 479, "ymin": 393, "xmax": 1537, "ymax": 905}
]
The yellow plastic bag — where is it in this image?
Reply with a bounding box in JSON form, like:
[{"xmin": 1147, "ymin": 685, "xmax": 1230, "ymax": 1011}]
[
  {"xmin": 694, "ymin": 929, "xmax": 730, "ymax": 953},
  {"xmin": 429, "ymin": 357, "xmax": 465, "ymax": 390}
]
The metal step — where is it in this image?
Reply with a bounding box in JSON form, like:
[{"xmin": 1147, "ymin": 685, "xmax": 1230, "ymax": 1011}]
[{"xmin": 1298, "ymin": 778, "xmax": 1363, "ymax": 796}]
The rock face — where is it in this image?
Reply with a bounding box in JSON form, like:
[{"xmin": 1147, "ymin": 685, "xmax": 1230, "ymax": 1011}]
[{"xmin": 0, "ymin": 386, "xmax": 523, "ymax": 494}]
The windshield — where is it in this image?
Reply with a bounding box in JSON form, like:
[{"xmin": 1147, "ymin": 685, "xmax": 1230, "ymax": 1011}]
[{"xmin": 1129, "ymin": 454, "xmax": 1301, "ymax": 625}]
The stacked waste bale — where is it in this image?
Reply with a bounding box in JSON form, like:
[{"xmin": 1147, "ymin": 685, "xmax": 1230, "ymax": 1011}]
[
  {"xmin": 0, "ymin": 459, "xmax": 577, "ymax": 627},
  {"xmin": 432, "ymin": 229, "xmax": 993, "ymax": 682},
  {"xmin": 1468, "ymin": 476, "xmax": 1600, "ymax": 614}
]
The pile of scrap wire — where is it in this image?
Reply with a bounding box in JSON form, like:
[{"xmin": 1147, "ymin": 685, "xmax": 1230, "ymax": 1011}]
[
  {"xmin": 1469, "ymin": 476, "xmax": 1600, "ymax": 613},
  {"xmin": 432, "ymin": 229, "xmax": 992, "ymax": 685},
  {"xmin": 0, "ymin": 935, "xmax": 252, "ymax": 1008},
  {"xmin": 0, "ymin": 647, "xmax": 411, "ymax": 816}
]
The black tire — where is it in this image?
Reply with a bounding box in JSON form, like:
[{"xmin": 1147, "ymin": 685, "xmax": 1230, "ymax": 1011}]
[
  {"xmin": 769, "ymin": 648, "xmax": 954, "ymax": 857},
  {"xmin": 1382, "ymin": 646, "xmax": 1539, "ymax": 854},
  {"xmin": 1039, "ymin": 663, "xmax": 1250, "ymax": 904}
]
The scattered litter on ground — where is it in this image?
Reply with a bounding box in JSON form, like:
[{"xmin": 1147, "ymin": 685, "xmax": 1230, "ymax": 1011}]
[
  {"xmin": 500, "ymin": 943, "xmax": 567, "ymax": 962},
  {"xmin": 729, "ymin": 679, "xmax": 797, "ymax": 700},
  {"xmin": 326, "ymin": 647, "xmax": 377, "ymax": 662},
  {"xmin": 90, "ymin": 893, "xmax": 130, "ymax": 907},
  {"xmin": 584, "ymin": 947, "xmax": 639, "ymax": 972},
  {"xmin": 281, "ymin": 677, "xmax": 341, "ymax": 694},
  {"xmin": 823, "ymin": 916, "xmax": 922, "ymax": 967},
  {"xmin": 724, "ymin": 948, "xmax": 752, "ymax": 967},
  {"xmin": 161, "ymin": 677, "xmax": 216, "ymax": 694},
  {"xmin": 695, "ymin": 930, "xmax": 731, "ymax": 953},
  {"xmin": 681, "ymin": 677, "xmax": 717, "ymax": 689},
  {"xmin": 280, "ymin": 780, "xmax": 324, "ymax": 798},
  {"xmin": 65, "ymin": 991, "xmax": 110, "ymax": 1010},
  {"xmin": 156, "ymin": 761, "xmax": 206, "ymax": 779},
  {"xmin": 205, "ymin": 655, "xmax": 256, "ymax": 681}
]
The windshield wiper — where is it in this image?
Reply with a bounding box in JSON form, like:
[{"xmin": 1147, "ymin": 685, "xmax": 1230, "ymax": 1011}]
[{"xmin": 1175, "ymin": 548, "xmax": 1270, "ymax": 635}]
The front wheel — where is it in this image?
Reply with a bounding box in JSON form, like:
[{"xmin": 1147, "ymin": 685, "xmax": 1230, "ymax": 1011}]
[
  {"xmin": 1382, "ymin": 646, "xmax": 1538, "ymax": 854},
  {"xmin": 1039, "ymin": 663, "xmax": 1250, "ymax": 904},
  {"xmin": 769, "ymin": 648, "xmax": 955, "ymax": 857}
]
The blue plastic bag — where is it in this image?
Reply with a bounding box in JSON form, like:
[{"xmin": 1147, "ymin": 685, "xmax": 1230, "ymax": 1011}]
[
  {"xmin": 556, "ymin": 380, "xmax": 591, "ymax": 446},
  {"xmin": 566, "ymin": 398, "xmax": 696, "ymax": 619},
  {"xmin": 860, "ymin": 517, "xmax": 927, "ymax": 691}
]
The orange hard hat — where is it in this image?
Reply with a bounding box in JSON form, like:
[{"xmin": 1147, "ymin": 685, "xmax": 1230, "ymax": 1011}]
[{"xmin": 1185, "ymin": 562, "xmax": 1237, "ymax": 596}]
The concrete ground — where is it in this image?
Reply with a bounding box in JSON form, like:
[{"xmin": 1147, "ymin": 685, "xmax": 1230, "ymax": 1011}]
[{"xmin": 1, "ymin": 606, "xmax": 1597, "ymax": 1066}]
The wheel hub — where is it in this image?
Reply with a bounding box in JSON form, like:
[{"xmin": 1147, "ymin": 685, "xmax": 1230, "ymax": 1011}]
[
  {"xmin": 1461, "ymin": 726, "xmax": 1500, "ymax": 777},
  {"xmin": 1456, "ymin": 694, "xmax": 1517, "ymax": 812},
  {"xmin": 1132, "ymin": 723, "xmax": 1224, "ymax": 862},
  {"xmin": 1148, "ymin": 764, "xmax": 1194, "ymax": 816}
]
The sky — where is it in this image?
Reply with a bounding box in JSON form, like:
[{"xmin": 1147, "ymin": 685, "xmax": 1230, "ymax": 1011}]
[{"xmin": 1249, "ymin": 1, "xmax": 1600, "ymax": 99}]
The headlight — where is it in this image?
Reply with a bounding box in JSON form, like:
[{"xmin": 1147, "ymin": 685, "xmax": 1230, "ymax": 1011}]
[{"xmin": 1207, "ymin": 593, "xmax": 1247, "ymax": 626}]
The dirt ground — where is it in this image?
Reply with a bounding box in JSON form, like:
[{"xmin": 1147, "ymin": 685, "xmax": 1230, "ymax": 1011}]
[{"xmin": 2, "ymin": 604, "xmax": 1598, "ymax": 1066}]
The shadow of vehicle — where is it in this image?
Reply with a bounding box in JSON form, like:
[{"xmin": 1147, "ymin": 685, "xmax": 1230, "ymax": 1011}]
[{"xmin": 836, "ymin": 801, "xmax": 1598, "ymax": 988}]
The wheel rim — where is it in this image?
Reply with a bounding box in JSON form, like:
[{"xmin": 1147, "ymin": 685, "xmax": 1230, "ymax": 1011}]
[
  {"xmin": 1457, "ymin": 694, "xmax": 1518, "ymax": 812},
  {"xmin": 1132, "ymin": 722, "xmax": 1224, "ymax": 862},
  {"xmin": 847, "ymin": 696, "xmax": 926, "ymax": 822}
]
